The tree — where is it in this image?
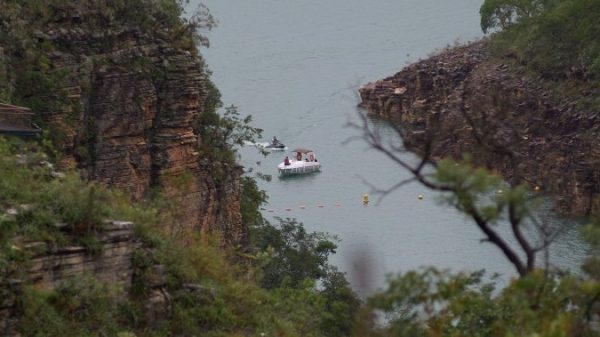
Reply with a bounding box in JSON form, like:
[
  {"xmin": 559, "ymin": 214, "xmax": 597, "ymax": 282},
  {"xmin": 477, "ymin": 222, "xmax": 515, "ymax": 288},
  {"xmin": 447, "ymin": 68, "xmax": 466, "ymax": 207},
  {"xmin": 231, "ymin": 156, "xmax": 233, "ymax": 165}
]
[
  {"xmin": 350, "ymin": 106, "xmax": 562, "ymax": 277},
  {"xmin": 350, "ymin": 111, "xmax": 600, "ymax": 336},
  {"xmin": 479, "ymin": 0, "xmax": 558, "ymax": 33},
  {"xmin": 252, "ymin": 217, "xmax": 338, "ymax": 289}
]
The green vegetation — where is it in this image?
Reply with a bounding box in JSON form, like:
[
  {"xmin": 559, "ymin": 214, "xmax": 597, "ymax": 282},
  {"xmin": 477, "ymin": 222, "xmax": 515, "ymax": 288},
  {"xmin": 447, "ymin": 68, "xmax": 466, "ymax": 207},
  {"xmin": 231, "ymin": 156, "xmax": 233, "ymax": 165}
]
[
  {"xmin": 0, "ymin": 2, "xmax": 356, "ymax": 333},
  {"xmin": 252, "ymin": 217, "xmax": 338, "ymax": 290},
  {"xmin": 482, "ymin": 0, "xmax": 600, "ymax": 99},
  {"xmin": 8, "ymin": 129, "xmax": 600, "ymax": 336},
  {"xmin": 0, "ymin": 136, "xmax": 359, "ymax": 336},
  {"xmin": 4, "ymin": 0, "xmax": 600, "ymax": 336},
  {"xmin": 345, "ymin": 0, "xmax": 600, "ymax": 333},
  {"xmin": 351, "ymin": 155, "xmax": 600, "ymax": 337},
  {"xmin": 0, "ymin": 0, "xmax": 218, "ymax": 151},
  {"xmin": 195, "ymin": 104, "xmax": 263, "ymax": 181},
  {"xmin": 359, "ymin": 266, "xmax": 600, "ymax": 337}
]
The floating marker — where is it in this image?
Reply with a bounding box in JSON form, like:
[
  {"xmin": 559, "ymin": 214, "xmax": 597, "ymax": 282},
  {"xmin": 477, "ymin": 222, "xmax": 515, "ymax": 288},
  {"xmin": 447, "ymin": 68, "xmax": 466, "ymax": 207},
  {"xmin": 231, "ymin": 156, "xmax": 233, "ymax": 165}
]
[
  {"xmin": 335, "ymin": 202, "xmax": 341, "ymax": 207},
  {"xmin": 417, "ymin": 194, "xmax": 424, "ymax": 200},
  {"xmin": 299, "ymin": 204, "xmax": 306, "ymax": 209},
  {"xmin": 363, "ymin": 194, "xmax": 369, "ymax": 204},
  {"xmin": 497, "ymin": 189, "xmax": 503, "ymax": 194},
  {"xmin": 534, "ymin": 186, "xmax": 541, "ymax": 192}
]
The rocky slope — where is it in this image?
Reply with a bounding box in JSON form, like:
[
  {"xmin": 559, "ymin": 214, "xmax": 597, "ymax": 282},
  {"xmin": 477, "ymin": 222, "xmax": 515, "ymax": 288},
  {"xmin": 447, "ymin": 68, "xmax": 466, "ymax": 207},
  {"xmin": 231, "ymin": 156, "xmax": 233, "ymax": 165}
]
[
  {"xmin": 359, "ymin": 40, "xmax": 600, "ymax": 216},
  {"xmin": 34, "ymin": 11, "xmax": 244, "ymax": 244}
]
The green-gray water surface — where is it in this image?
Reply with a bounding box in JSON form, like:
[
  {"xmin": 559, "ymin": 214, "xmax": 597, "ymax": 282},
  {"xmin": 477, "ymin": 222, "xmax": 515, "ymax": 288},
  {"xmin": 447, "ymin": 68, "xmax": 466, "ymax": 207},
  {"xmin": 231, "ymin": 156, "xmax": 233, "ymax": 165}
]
[{"xmin": 191, "ymin": 0, "xmax": 586, "ymax": 295}]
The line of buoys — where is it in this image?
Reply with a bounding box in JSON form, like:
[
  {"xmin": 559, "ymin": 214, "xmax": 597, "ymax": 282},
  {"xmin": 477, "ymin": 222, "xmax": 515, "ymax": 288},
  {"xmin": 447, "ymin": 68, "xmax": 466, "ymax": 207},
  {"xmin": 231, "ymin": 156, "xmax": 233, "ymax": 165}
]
[
  {"xmin": 264, "ymin": 202, "xmax": 342, "ymax": 213},
  {"xmin": 266, "ymin": 193, "xmax": 430, "ymax": 214}
]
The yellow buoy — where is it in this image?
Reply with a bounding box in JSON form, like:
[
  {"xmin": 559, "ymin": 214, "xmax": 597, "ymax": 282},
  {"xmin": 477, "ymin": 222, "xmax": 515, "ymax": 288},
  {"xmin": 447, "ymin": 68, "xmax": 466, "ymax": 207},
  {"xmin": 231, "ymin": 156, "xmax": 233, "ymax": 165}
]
[
  {"xmin": 497, "ymin": 189, "xmax": 503, "ymax": 194},
  {"xmin": 534, "ymin": 186, "xmax": 541, "ymax": 192},
  {"xmin": 418, "ymin": 194, "xmax": 424, "ymax": 200},
  {"xmin": 363, "ymin": 194, "xmax": 369, "ymax": 204}
]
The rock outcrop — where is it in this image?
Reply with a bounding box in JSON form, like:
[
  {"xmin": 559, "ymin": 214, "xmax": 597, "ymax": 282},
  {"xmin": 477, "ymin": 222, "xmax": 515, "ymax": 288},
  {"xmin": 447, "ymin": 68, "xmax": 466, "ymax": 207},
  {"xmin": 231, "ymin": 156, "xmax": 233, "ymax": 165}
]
[
  {"xmin": 0, "ymin": 221, "xmax": 141, "ymax": 335},
  {"xmin": 36, "ymin": 13, "xmax": 244, "ymax": 244},
  {"xmin": 359, "ymin": 40, "xmax": 600, "ymax": 215}
]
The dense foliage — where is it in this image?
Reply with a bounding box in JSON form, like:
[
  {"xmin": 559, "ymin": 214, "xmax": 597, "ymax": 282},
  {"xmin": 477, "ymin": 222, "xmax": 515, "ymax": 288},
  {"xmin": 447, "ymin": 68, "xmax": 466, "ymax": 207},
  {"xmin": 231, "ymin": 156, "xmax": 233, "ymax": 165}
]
[{"xmin": 482, "ymin": 0, "xmax": 600, "ymax": 85}]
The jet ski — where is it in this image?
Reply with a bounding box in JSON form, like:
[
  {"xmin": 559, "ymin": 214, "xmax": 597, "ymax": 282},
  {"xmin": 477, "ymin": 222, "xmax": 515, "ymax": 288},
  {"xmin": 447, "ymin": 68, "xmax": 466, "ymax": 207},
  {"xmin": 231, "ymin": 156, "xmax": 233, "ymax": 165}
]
[{"xmin": 264, "ymin": 137, "xmax": 286, "ymax": 150}]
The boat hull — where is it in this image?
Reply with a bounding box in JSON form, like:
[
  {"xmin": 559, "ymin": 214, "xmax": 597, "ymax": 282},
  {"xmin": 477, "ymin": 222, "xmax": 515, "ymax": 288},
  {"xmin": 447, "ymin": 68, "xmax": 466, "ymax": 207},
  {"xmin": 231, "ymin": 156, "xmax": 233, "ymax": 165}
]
[
  {"xmin": 277, "ymin": 161, "xmax": 320, "ymax": 176},
  {"xmin": 265, "ymin": 144, "xmax": 286, "ymax": 151}
]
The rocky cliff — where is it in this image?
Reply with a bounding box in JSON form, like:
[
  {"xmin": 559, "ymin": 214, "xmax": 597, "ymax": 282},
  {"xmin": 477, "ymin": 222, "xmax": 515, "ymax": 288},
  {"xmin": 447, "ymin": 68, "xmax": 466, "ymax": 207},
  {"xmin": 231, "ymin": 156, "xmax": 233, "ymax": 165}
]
[
  {"xmin": 359, "ymin": 41, "xmax": 600, "ymax": 216},
  {"xmin": 33, "ymin": 10, "xmax": 244, "ymax": 244},
  {"xmin": 0, "ymin": 221, "xmax": 140, "ymax": 335}
]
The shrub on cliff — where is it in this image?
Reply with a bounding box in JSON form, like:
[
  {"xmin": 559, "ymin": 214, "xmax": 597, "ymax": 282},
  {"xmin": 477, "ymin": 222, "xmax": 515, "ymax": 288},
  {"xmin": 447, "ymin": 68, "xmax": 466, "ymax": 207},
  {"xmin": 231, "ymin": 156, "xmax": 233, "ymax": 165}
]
[
  {"xmin": 0, "ymin": 137, "xmax": 159, "ymax": 255},
  {"xmin": 195, "ymin": 104, "xmax": 264, "ymax": 181}
]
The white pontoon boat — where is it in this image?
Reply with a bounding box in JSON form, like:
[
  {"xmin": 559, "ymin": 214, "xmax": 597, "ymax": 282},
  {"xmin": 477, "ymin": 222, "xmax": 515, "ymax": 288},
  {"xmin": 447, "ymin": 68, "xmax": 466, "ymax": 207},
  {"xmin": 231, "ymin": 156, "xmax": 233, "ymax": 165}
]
[{"xmin": 277, "ymin": 148, "xmax": 321, "ymax": 176}]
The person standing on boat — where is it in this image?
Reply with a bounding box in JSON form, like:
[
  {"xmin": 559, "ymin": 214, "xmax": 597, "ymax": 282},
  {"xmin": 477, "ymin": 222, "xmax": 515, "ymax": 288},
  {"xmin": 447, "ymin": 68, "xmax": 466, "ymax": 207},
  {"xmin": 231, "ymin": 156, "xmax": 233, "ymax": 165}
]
[
  {"xmin": 272, "ymin": 136, "xmax": 279, "ymax": 145},
  {"xmin": 284, "ymin": 156, "xmax": 290, "ymax": 166},
  {"xmin": 296, "ymin": 152, "xmax": 302, "ymax": 161}
]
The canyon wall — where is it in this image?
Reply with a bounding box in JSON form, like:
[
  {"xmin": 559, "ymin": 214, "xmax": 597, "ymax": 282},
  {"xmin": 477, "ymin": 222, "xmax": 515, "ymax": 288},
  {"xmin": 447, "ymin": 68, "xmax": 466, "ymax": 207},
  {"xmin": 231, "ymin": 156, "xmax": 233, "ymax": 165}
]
[
  {"xmin": 37, "ymin": 13, "xmax": 244, "ymax": 244},
  {"xmin": 0, "ymin": 4, "xmax": 249, "ymax": 335},
  {"xmin": 359, "ymin": 41, "xmax": 600, "ymax": 215}
]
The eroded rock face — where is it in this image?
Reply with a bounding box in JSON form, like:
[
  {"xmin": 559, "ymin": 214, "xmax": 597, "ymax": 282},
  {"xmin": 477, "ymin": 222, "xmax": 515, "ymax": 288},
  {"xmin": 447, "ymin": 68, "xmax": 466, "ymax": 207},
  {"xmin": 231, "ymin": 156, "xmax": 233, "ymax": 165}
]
[
  {"xmin": 359, "ymin": 40, "xmax": 600, "ymax": 216},
  {"xmin": 40, "ymin": 20, "xmax": 244, "ymax": 244},
  {"xmin": 0, "ymin": 221, "xmax": 141, "ymax": 336}
]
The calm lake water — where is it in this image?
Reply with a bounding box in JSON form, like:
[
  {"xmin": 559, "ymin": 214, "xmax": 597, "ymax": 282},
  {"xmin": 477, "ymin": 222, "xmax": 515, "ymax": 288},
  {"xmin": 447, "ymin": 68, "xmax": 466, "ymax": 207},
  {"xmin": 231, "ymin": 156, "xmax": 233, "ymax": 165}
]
[{"xmin": 189, "ymin": 0, "xmax": 586, "ymax": 295}]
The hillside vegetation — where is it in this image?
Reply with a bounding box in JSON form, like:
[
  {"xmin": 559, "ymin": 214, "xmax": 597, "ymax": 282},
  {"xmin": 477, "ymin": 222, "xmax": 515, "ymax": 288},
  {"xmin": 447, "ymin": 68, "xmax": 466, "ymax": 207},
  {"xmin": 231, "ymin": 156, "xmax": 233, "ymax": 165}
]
[
  {"xmin": 482, "ymin": 0, "xmax": 600, "ymax": 106},
  {"xmin": 0, "ymin": 1, "xmax": 360, "ymax": 336},
  {"xmin": 3, "ymin": 0, "xmax": 600, "ymax": 336}
]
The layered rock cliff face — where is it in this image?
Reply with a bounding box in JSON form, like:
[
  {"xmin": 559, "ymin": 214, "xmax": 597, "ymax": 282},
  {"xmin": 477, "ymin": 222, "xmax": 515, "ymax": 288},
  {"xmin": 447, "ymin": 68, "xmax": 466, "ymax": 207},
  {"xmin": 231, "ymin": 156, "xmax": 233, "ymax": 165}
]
[
  {"xmin": 359, "ymin": 41, "xmax": 600, "ymax": 215},
  {"xmin": 0, "ymin": 221, "xmax": 140, "ymax": 335},
  {"xmin": 37, "ymin": 13, "xmax": 244, "ymax": 244}
]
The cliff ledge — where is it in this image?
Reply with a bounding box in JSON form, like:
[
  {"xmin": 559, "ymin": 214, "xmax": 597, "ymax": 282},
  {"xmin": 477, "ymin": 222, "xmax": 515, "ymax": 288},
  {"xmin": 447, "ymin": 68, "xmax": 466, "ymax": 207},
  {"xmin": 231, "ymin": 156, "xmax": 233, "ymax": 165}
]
[{"xmin": 359, "ymin": 40, "xmax": 600, "ymax": 216}]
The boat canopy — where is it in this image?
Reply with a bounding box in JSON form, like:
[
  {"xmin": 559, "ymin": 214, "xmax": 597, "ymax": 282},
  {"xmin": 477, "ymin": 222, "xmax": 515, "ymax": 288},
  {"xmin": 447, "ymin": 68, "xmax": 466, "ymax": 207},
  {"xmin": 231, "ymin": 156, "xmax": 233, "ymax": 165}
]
[{"xmin": 292, "ymin": 148, "xmax": 313, "ymax": 154}]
